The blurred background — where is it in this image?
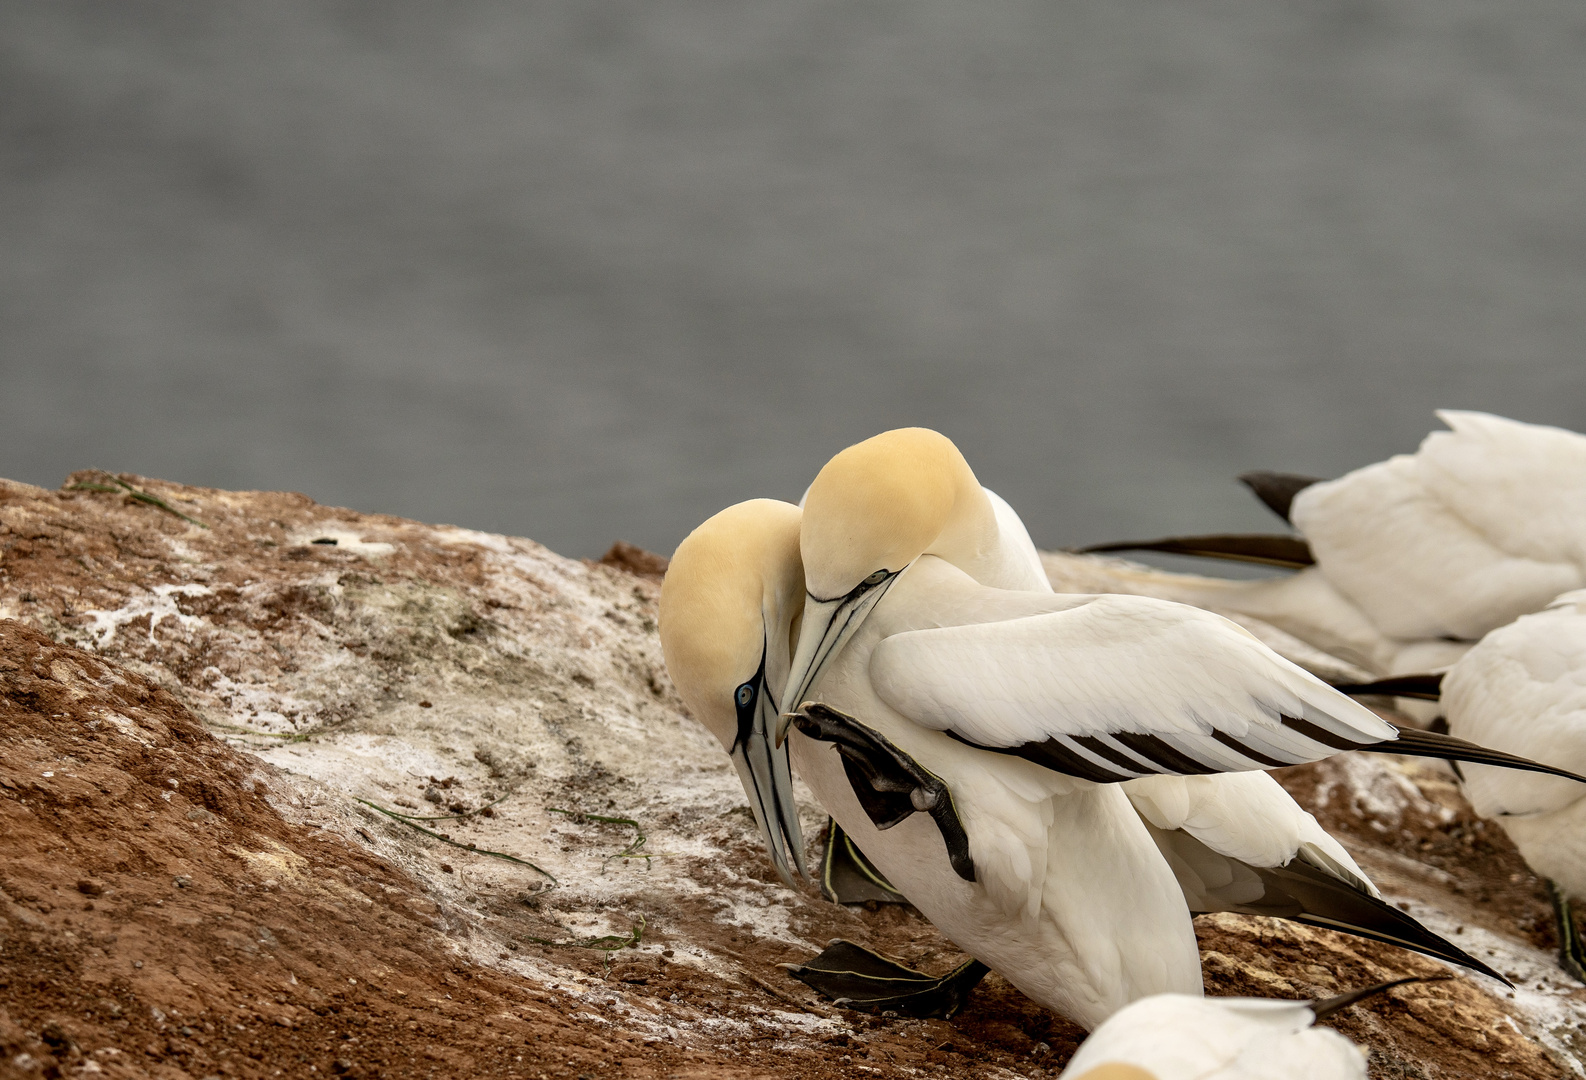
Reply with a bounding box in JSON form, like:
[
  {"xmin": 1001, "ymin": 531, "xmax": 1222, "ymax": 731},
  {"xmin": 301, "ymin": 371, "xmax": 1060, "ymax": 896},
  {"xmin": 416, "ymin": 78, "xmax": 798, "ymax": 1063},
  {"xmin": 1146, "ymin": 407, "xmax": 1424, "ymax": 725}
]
[{"xmin": 3, "ymin": 1, "xmax": 1585, "ymax": 559}]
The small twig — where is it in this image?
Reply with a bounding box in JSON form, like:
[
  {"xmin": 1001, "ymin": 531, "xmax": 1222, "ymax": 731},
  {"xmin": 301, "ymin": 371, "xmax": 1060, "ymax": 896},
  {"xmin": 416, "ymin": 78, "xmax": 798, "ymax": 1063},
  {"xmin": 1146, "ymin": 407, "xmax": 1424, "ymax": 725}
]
[
  {"xmin": 66, "ymin": 472, "xmax": 209, "ymax": 529},
  {"xmin": 547, "ymin": 806, "xmax": 657, "ymax": 867},
  {"xmin": 354, "ymin": 798, "xmax": 555, "ymax": 882}
]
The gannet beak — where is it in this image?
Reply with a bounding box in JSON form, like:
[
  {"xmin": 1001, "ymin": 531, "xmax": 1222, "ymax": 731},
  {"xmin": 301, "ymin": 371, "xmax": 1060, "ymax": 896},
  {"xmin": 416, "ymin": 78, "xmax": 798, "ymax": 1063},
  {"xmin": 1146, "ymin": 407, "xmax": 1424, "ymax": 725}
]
[
  {"xmin": 731, "ymin": 683, "xmax": 808, "ymax": 886},
  {"xmin": 777, "ymin": 573, "xmax": 899, "ymax": 742}
]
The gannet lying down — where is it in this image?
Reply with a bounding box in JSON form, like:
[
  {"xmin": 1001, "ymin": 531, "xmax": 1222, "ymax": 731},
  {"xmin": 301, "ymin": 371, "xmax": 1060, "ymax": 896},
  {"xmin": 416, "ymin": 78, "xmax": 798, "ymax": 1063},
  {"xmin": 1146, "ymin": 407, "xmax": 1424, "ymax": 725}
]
[
  {"xmin": 1054, "ymin": 978, "xmax": 1426, "ymax": 1080},
  {"xmin": 659, "ymin": 494, "xmax": 1499, "ymax": 1029},
  {"xmin": 1081, "ymin": 411, "xmax": 1586, "ymax": 691},
  {"xmin": 1445, "ymin": 589, "xmax": 1586, "ymax": 980}
]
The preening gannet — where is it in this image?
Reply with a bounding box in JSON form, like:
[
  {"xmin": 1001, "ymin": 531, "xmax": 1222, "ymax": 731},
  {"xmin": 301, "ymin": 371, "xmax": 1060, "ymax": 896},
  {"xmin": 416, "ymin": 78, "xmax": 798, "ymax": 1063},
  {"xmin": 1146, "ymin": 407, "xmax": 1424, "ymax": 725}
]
[
  {"xmin": 658, "ymin": 498, "xmax": 808, "ymax": 886},
  {"xmin": 772, "ymin": 431, "xmax": 1504, "ymax": 1025},
  {"xmin": 1444, "ymin": 589, "xmax": 1586, "ymax": 980}
]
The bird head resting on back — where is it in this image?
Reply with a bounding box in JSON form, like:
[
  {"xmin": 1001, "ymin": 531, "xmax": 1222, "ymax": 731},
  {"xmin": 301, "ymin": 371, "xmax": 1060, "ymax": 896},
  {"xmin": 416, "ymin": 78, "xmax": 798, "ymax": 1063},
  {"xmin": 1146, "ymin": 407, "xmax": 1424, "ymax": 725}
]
[
  {"xmin": 659, "ymin": 498, "xmax": 809, "ymax": 887},
  {"xmin": 781, "ymin": 427, "xmax": 1026, "ymax": 718}
]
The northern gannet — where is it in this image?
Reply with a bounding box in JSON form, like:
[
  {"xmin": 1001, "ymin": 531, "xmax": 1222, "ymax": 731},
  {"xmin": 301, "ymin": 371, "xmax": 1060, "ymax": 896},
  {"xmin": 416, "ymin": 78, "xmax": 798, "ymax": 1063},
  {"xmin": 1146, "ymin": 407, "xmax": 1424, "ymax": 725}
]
[
  {"xmin": 657, "ymin": 498, "xmax": 808, "ymax": 887},
  {"xmin": 1444, "ymin": 589, "xmax": 1586, "ymax": 980},
  {"xmin": 1081, "ymin": 411, "xmax": 1586, "ymax": 687},
  {"xmin": 1054, "ymin": 978, "xmax": 1430, "ymax": 1080},
  {"xmin": 773, "ymin": 431, "xmax": 1513, "ymax": 1024}
]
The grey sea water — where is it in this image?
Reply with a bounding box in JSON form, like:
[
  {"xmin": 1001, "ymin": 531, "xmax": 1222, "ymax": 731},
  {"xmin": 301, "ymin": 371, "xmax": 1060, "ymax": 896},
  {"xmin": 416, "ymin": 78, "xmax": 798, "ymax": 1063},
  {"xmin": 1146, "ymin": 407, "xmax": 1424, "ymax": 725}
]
[{"xmin": 3, "ymin": 1, "xmax": 1584, "ymax": 558}]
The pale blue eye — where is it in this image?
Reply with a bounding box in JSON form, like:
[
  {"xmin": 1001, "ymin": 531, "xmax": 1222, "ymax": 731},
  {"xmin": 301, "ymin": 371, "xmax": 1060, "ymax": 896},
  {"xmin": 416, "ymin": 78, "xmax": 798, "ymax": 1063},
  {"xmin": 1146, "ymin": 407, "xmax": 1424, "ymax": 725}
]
[
  {"xmin": 736, "ymin": 683, "xmax": 754, "ymax": 708},
  {"xmin": 863, "ymin": 570, "xmax": 889, "ymax": 586}
]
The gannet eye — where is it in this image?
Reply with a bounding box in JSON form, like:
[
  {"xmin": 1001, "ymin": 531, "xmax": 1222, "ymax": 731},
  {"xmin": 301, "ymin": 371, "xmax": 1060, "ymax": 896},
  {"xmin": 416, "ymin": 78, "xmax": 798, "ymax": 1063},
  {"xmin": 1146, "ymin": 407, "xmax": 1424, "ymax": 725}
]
[
  {"xmin": 862, "ymin": 570, "xmax": 889, "ymax": 587},
  {"xmin": 735, "ymin": 682, "xmax": 755, "ymax": 708}
]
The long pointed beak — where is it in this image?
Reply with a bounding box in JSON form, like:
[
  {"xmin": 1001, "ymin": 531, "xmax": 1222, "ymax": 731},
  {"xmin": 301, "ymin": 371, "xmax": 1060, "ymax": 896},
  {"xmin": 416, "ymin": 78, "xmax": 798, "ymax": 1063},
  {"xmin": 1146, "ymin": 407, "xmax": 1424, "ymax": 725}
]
[
  {"xmin": 777, "ymin": 577, "xmax": 897, "ymax": 743},
  {"xmin": 730, "ymin": 689, "xmax": 808, "ymax": 887},
  {"xmin": 778, "ymin": 596, "xmax": 846, "ymax": 729}
]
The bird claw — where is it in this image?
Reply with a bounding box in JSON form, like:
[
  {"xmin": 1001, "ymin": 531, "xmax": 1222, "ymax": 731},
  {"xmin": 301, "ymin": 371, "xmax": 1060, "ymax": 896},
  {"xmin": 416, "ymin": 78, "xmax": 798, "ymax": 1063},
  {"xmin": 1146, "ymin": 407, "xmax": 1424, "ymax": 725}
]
[{"xmin": 789, "ymin": 703, "xmax": 976, "ymax": 882}]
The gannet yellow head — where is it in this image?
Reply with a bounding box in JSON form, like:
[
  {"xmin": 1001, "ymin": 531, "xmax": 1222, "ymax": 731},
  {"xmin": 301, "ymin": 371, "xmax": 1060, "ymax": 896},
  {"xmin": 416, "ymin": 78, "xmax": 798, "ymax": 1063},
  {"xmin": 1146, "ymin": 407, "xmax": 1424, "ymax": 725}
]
[
  {"xmin": 780, "ymin": 428, "xmax": 990, "ymax": 720},
  {"xmin": 660, "ymin": 498, "xmax": 809, "ymax": 886},
  {"xmin": 1066, "ymin": 1067, "xmax": 1158, "ymax": 1080}
]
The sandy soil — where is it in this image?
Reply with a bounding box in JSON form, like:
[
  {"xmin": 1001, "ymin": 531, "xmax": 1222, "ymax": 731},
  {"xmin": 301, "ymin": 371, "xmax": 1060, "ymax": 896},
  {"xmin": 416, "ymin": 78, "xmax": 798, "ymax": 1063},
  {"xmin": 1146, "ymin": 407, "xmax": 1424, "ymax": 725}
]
[{"xmin": 2, "ymin": 473, "xmax": 1583, "ymax": 1079}]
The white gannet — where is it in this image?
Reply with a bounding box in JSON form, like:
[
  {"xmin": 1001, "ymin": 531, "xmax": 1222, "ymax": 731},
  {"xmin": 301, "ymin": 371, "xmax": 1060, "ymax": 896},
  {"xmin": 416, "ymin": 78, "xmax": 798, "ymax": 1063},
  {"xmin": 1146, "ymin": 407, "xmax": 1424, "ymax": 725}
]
[
  {"xmin": 660, "ymin": 496, "xmax": 1495, "ymax": 1025},
  {"xmin": 657, "ymin": 498, "xmax": 808, "ymax": 887},
  {"xmin": 1053, "ymin": 978, "xmax": 1432, "ymax": 1080},
  {"xmin": 1444, "ymin": 588, "xmax": 1586, "ymax": 979},
  {"xmin": 1081, "ymin": 411, "xmax": 1586, "ymax": 690},
  {"xmin": 771, "ymin": 430, "xmax": 1504, "ymax": 1025}
]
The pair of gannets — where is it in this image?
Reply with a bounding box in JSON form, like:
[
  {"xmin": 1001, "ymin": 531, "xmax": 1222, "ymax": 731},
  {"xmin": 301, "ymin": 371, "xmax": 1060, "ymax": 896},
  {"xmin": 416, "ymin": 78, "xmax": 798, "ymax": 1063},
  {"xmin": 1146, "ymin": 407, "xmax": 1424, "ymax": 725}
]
[{"xmin": 661, "ymin": 429, "xmax": 1545, "ymax": 1028}]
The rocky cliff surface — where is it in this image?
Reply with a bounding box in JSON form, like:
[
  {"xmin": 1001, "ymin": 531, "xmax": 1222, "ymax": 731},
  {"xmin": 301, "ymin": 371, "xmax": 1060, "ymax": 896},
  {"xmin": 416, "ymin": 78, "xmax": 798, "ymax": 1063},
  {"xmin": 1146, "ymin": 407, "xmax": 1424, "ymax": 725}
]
[{"xmin": 1, "ymin": 473, "xmax": 1582, "ymax": 1079}]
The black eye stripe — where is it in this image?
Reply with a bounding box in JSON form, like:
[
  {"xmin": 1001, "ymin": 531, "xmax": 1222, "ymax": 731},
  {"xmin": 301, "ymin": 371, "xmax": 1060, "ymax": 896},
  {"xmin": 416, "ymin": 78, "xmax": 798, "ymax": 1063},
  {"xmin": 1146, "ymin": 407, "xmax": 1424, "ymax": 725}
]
[
  {"xmin": 806, "ymin": 568, "xmax": 896, "ymax": 606},
  {"xmin": 730, "ymin": 643, "xmax": 769, "ymax": 755}
]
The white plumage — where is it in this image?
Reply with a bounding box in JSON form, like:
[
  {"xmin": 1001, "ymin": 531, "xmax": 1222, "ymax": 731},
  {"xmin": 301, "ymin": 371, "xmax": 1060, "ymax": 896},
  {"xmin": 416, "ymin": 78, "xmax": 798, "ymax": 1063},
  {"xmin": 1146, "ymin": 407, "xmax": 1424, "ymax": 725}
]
[
  {"xmin": 1291, "ymin": 410, "xmax": 1586, "ymax": 643},
  {"xmin": 1056, "ymin": 993, "xmax": 1366, "ymax": 1080},
  {"xmin": 777, "ymin": 429, "xmax": 1479, "ymax": 1026},
  {"xmin": 1101, "ymin": 411, "xmax": 1586, "ymax": 684},
  {"xmin": 1445, "ymin": 589, "xmax": 1586, "ymax": 899}
]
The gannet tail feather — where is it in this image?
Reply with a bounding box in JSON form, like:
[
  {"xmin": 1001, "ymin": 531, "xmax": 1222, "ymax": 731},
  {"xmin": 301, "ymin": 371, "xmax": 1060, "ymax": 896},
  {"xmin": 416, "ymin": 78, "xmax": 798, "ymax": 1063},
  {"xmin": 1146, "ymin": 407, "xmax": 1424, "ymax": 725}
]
[
  {"xmin": 1075, "ymin": 533, "xmax": 1315, "ymax": 569},
  {"xmin": 1237, "ymin": 471, "xmax": 1327, "ymax": 524}
]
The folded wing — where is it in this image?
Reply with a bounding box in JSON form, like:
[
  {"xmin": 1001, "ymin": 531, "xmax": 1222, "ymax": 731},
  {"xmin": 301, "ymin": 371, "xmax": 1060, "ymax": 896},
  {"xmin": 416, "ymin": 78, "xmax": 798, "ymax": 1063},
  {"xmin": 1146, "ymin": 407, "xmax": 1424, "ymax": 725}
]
[{"xmin": 869, "ymin": 593, "xmax": 1396, "ymax": 782}]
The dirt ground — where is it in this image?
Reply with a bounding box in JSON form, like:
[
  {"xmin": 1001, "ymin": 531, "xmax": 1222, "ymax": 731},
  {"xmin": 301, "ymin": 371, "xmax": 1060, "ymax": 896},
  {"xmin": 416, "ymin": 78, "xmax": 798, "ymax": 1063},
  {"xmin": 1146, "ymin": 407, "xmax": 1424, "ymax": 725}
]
[{"xmin": 2, "ymin": 474, "xmax": 1584, "ymax": 1079}]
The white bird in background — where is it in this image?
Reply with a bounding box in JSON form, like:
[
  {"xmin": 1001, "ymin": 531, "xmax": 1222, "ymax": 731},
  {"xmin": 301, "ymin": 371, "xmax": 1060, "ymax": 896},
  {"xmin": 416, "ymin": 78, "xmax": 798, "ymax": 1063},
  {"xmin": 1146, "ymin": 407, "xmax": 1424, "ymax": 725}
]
[
  {"xmin": 1053, "ymin": 979, "xmax": 1429, "ymax": 1080},
  {"xmin": 660, "ymin": 496, "xmax": 1492, "ymax": 1027},
  {"xmin": 1082, "ymin": 411, "xmax": 1586, "ymax": 693},
  {"xmin": 1079, "ymin": 411, "xmax": 1586, "ymax": 984},
  {"xmin": 1444, "ymin": 589, "xmax": 1586, "ymax": 980}
]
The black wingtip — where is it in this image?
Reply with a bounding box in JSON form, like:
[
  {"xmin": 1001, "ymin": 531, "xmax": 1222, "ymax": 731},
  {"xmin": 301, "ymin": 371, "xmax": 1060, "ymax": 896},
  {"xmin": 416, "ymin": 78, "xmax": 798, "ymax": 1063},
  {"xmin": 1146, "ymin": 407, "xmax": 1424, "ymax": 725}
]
[
  {"xmin": 1310, "ymin": 975, "xmax": 1450, "ymax": 1020},
  {"xmin": 1334, "ymin": 673, "xmax": 1444, "ymax": 701},
  {"xmin": 1258, "ymin": 861, "xmax": 1511, "ymax": 986},
  {"xmin": 1238, "ymin": 471, "xmax": 1326, "ymax": 524},
  {"xmin": 1074, "ymin": 533, "xmax": 1315, "ymax": 569},
  {"xmin": 1369, "ymin": 726, "xmax": 1586, "ymax": 787}
]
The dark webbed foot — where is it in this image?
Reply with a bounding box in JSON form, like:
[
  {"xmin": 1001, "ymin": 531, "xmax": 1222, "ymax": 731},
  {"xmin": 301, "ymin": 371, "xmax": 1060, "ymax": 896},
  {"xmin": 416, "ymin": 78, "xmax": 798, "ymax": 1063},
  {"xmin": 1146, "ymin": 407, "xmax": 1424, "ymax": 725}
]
[
  {"xmin": 789, "ymin": 702, "xmax": 975, "ymax": 882},
  {"xmin": 783, "ymin": 939, "xmax": 989, "ymax": 1019},
  {"xmin": 1548, "ymin": 880, "xmax": 1586, "ymax": 985},
  {"xmin": 820, "ymin": 817, "xmax": 908, "ymax": 905}
]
